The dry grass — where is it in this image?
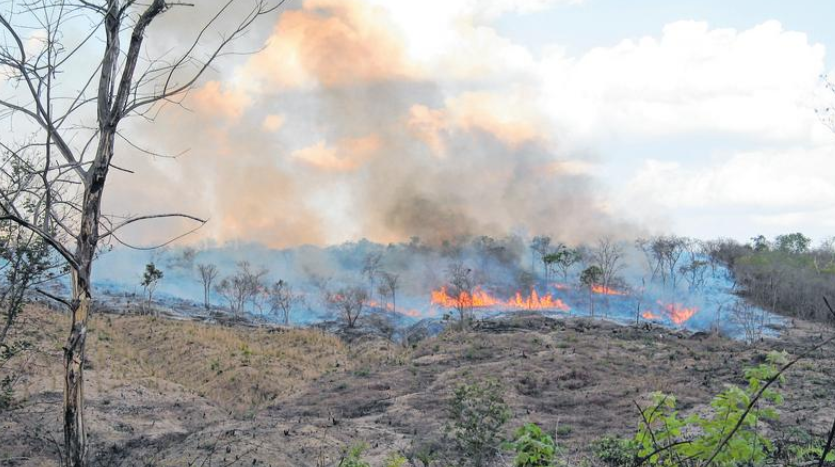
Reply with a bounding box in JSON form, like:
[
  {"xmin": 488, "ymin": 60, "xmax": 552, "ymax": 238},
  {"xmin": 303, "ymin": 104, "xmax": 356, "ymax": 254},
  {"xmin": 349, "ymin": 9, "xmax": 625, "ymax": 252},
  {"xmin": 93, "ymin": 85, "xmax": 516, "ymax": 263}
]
[
  {"xmin": 5, "ymin": 307, "xmax": 353, "ymax": 413},
  {"xmin": 87, "ymin": 314, "xmax": 350, "ymax": 412}
]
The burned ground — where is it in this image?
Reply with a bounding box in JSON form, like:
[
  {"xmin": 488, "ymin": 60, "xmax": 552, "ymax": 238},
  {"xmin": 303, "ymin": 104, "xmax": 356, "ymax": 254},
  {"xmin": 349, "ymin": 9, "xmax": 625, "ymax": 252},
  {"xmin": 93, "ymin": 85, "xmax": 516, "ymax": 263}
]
[{"xmin": 1, "ymin": 308, "xmax": 833, "ymax": 466}]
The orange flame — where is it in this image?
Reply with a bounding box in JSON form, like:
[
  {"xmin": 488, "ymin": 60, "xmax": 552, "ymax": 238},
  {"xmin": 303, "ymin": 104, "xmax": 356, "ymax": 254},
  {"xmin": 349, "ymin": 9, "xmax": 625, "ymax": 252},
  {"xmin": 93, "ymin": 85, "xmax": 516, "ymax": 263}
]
[
  {"xmin": 431, "ymin": 287, "xmax": 569, "ymax": 312},
  {"xmin": 368, "ymin": 300, "xmax": 422, "ymax": 318},
  {"xmin": 553, "ymin": 283, "xmax": 571, "ymax": 291},
  {"xmin": 642, "ymin": 301, "xmax": 698, "ymax": 325},
  {"xmin": 642, "ymin": 311, "xmax": 660, "ymax": 320},
  {"xmin": 659, "ymin": 302, "xmax": 698, "ymax": 325},
  {"xmin": 591, "ymin": 284, "xmax": 627, "ymax": 296},
  {"xmin": 430, "ymin": 286, "xmax": 501, "ymax": 308},
  {"xmin": 505, "ymin": 289, "xmax": 570, "ymax": 311}
]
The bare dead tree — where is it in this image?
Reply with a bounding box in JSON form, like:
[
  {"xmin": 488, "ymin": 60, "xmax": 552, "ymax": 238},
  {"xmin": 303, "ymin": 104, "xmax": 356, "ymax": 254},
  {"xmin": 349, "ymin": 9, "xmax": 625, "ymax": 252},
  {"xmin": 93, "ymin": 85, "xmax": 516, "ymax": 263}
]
[
  {"xmin": 327, "ymin": 286, "xmax": 368, "ymax": 329},
  {"xmin": 361, "ymin": 250, "xmax": 383, "ymax": 303},
  {"xmin": 0, "ymin": 2, "xmax": 282, "ymax": 463},
  {"xmin": 731, "ymin": 299, "xmax": 768, "ymax": 344},
  {"xmin": 379, "ymin": 271, "xmax": 399, "ymax": 314},
  {"xmin": 592, "ymin": 237, "xmax": 626, "ymax": 293},
  {"xmin": 215, "ymin": 261, "xmax": 266, "ymax": 321},
  {"xmin": 639, "ymin": 235, "xmax": 687, "ymax": 288},
  {"xmin": 266, "ymin": 279, "xmax": 300, "ymax": 326},
  {"xmin": 196, "ymin": 263, "xmax": 219, "ymax": 311}
]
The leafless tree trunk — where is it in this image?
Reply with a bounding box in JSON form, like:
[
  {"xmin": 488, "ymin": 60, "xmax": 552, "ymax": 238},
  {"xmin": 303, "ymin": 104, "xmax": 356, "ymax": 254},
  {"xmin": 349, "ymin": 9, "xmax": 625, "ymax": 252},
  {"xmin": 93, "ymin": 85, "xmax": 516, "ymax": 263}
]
[
  {"xmin": 267, "ymin": 279, "xmax": 300, "ymax": 326},
  {"xmin": 197, "ymin": 263, "xmax": 219, "ymax": 311},
  {"xmin": 0, "ymin": 1, "xmax": 281, "ymax": 464}
]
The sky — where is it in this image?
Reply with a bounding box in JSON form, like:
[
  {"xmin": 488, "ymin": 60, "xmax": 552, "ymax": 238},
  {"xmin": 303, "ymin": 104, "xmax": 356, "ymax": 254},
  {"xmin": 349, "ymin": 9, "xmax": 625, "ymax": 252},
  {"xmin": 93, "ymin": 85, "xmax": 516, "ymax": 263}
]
[{"xmin": 94, "ymin": 0, "xmax": 835, "ymax": 247}]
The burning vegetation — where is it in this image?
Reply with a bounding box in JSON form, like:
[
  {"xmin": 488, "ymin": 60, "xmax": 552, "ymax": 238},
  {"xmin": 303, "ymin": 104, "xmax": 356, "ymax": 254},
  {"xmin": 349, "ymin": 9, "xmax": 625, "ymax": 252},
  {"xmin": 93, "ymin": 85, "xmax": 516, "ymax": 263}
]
[
  {"xmin": 83, "ymin": 232, "xmax": 795, "ymax": 339},
  {"xmin": 430, "ymin": 287, "xmax": 570, "ymax": 312}
]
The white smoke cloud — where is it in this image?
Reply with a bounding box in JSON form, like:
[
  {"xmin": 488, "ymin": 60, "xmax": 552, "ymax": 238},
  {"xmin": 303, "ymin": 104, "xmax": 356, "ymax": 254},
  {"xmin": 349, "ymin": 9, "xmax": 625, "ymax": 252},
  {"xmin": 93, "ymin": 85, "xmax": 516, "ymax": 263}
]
[{"xmin": 108, "ymin": 1, "xmax": 833, "ymax": 247}]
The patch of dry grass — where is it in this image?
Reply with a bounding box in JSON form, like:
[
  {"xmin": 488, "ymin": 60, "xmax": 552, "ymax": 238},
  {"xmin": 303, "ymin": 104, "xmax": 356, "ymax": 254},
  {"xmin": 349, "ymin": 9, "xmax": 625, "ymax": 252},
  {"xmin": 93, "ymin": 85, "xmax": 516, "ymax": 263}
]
[
  {"xmin": 87, "ymin": 314, "xmax": 350, "ymax": 412},
  {"xmin": 5, "ymin": 306, "xmax": 353, "ymax": 414}
]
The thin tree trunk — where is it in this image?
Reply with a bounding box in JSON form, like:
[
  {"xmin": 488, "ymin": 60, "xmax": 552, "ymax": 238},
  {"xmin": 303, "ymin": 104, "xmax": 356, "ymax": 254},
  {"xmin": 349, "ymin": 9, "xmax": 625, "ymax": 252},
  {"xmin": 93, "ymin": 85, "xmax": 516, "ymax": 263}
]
[
  {"xmin": 64, "ymin": 126, "xmax": 113, "ymax": 467},
  {"xmin": 589, "ymin": 288, "xmax": 594, "ymax": 317},
  {"xmin": 64, "ymin": 278, "xmax": 90, "ymax": 467}
]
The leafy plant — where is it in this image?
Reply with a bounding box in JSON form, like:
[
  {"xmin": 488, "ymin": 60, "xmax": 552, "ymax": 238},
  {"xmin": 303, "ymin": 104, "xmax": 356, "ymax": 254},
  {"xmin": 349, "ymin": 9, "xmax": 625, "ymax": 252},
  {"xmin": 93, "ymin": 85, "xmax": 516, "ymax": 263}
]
[
  {"xmin": 339, "ymin": 443, "xmax": 371, "ymax": 467},
  {"xmin": 592, "ymin": 436, "xmax": 637, "ymax": 466},
  {"xmin": 383, "ymin": 452, "xmax": 408, "ymax": 467},
  {"xmin": 634, "ymin": 351, "xmax": 789, "ymax": 466},
  {"xmin": 0, "ymin": 340, "xmax": 30, "ymax": 411},
  {"xmin": 505, "ymin": 423, "xmax": 559, "ymax": 467},
  {"xmin": 446, "ymin": 379, "xmax": 511, "ymax": 466}
]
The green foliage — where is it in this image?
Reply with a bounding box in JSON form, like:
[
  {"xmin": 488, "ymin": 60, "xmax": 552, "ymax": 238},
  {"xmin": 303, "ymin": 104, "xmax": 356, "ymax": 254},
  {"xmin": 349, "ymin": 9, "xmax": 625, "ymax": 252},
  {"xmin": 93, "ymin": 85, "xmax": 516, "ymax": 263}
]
[
  {"xmin": 750, "ymin": 235, "xmax": 770, "ymax": 252},
  {"xmin": 141, "ymin": 262, "xmax": 164, "ymax": 287},
  {"xmin": 383, "ymin": 452, "xmax": 408, "ymax": 467},
  {"xmin": 580, "ymin": 265, "xmax": 603, "ymax": 287},
  {"xmin": 592, "ymin": 436, "xmax": 638, "ymax": 466},
  {"xmin": 505, "ymin": 423, "xmax": 559, "ymax": 467},
  {"xmin": 0, "ymin": 340, "xmax": 30, "ymax": 411},
  {"xmin": 784, "ymin": 442, "xmax": 835, "ymax": 464},
  {"xmin": 0, "ymin": 215, "xmax": 54, "ymax": 347},
  {"xmin": 141, "ymin": 262, "xmax": 164, "ymax": 291},
  {"xmin": 338, "ymin": 445, "xmax": 409, "ymax": 467},
  {"xmin": 543, "ymin": 247, "xmax": 581, "ymax": 280},
  {"xmin": 339, "ymin": 443, "xmax": 371, "ymax": 467},
  {"xmin": 775, "ymin": 232, "xmax": 811, "ymax": 254},
  {"xmin": 447, "ymin": 379, "xmax": 511, "ymax": 466},
  {"xmin": 634, "ymin": 351, "xmax": 788, "ymax": 466},
  {"xmin": 141, "ymin": 262, "xmax": 164, "ymax": 310},
  {"xmin": 0, "ymin": 375, "xmax": 14, "ymax": 410}
]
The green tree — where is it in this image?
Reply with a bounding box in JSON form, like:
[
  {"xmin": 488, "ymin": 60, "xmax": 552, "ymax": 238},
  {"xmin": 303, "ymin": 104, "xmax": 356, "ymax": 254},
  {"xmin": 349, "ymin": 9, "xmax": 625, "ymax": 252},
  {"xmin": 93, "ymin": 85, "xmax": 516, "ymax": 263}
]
[
  {"xmin": 775, "ymin": 232, "xmax": 811, "ymax": 255},
  {"xmin": 140, "ymin": 262, "xmax": 164, "ymax": 314},
  {"xmin": 544, "ymin": 247, "xmax": 580, "ymax": 282},
  {"xmin": 751, "ymin": 235, "xmax": 770, "ymax": 252},
  {"xmin": 580, "ymin": 265, "xmax": 604, "ymax": 317}
]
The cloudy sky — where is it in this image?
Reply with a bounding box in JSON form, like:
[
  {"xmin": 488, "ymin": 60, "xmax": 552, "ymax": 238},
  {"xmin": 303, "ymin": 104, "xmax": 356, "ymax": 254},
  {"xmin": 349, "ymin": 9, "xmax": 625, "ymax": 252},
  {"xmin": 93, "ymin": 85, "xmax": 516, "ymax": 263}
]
[{"xmin": 104, "ymin": 0, "xmax": 835, "ymax": 247}]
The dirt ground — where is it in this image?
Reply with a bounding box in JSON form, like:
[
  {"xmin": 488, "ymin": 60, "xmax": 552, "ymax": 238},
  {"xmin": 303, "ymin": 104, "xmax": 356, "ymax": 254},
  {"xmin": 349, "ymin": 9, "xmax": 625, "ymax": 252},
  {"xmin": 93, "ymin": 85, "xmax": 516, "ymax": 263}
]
[{"xmin": 1, "ymin": 307, "xmax": 834, "ymax": 466}]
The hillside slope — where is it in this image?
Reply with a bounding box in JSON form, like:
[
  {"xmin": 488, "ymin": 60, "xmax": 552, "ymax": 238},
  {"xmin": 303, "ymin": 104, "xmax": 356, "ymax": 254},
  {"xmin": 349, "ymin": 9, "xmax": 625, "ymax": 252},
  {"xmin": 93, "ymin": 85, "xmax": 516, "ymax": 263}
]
[{"xmin": 1, "ymin": 308, "xmax": 833, "ymax": 466}]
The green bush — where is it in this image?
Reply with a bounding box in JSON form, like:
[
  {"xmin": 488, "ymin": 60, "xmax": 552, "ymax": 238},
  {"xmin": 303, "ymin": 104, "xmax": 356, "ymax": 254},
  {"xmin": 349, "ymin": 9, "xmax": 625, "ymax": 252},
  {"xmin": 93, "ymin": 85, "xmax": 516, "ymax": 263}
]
[
  {"xmin": 446, "ymin": 379, "xmax": 511, "ymax": 466},
  {"xmin": 383, "ymin": 452, "xmax": 408, "ymax": 467},
  {"xmin": 505, "ymin": 423, "xmax": 559, "ymax": 467},
  {"xmin": 592, "ymin": 436, "xmax": 637, "ymax": 466},
  {"xmin": 339, "ymin": 443, "xmax": 371, "ymax": 467}
]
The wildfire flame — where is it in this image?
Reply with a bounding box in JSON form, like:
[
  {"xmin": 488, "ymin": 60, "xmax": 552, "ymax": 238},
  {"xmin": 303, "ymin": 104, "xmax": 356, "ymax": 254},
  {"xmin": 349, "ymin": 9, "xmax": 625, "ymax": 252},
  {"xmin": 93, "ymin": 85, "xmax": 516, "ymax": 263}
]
[
  {"xmin": 368, "ymin": 300, "xmax": 422, "ymax": 318},
  {"xmin": 591, "ymin": 284, "xmax": 627, "ymax": 296},
  {"xmin": 642, "ymin": 302, "xmax": 698, "ymax": 325},
  {"xmin": 431, "ymin": 287, "xmax": 569, "ymax": 312},
  {"xmin": 430, "ymin": 286, "xmax": 501, "ymax": 308},
  {"xmin": 660, "ymin": 302, "xmax": 698, "ymax": 325},
  {"xmin": 505, "ymin": 289, "xmax": 570, "ymax": 311}
]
